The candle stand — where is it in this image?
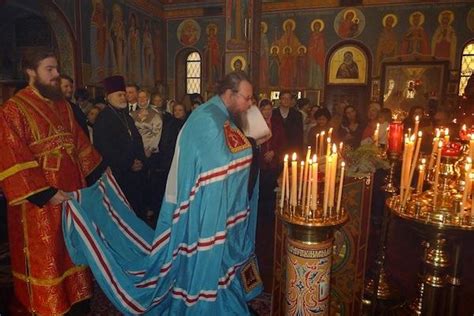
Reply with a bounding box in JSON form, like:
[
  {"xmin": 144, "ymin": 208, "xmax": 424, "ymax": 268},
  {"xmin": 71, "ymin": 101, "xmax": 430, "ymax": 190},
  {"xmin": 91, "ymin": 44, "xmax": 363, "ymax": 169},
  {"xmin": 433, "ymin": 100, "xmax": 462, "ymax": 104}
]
[
  {"xmin": 386, "ymin": 154, "xmax": 474, "ymax": 316},
  {"xmin": 277, "ymin": 203, "xmax": 348, "ymax": 315}
]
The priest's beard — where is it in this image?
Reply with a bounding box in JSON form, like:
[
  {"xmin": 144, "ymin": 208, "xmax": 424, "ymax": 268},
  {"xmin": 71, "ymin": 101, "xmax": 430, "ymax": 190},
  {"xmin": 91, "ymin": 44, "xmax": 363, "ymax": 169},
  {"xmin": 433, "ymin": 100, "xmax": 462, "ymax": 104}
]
[{"xmin": 33, "ymin": 77, "xmax": 63, "ymax": 101}]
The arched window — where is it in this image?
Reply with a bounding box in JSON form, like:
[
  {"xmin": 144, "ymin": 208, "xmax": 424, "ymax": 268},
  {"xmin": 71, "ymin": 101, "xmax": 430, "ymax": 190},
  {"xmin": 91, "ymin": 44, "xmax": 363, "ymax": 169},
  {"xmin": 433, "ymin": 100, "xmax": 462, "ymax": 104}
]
[
  {"xmin": 459, "ymin": 41, "xmax": 474, "ymax": 96},
  {"xmin": 186, "ymin": 52, "xmax": 201, "ymax": 94}
]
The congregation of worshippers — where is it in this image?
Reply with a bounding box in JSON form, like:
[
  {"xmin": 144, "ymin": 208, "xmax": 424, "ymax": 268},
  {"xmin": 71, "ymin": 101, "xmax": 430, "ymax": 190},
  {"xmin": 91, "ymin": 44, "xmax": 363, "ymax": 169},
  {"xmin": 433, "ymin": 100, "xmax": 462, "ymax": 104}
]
[{"xmin": 1, "ymin": 1, "xmax": 474, "ymax": 315}]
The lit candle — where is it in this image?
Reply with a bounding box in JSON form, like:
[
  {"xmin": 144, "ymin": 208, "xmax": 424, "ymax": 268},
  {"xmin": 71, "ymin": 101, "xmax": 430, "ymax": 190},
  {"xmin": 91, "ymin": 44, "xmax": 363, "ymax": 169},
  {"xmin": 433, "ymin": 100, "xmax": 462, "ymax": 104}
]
[
  {"xmin": 323, "ymin": 155, "xmax": 332, "ymax": 216},
  {"xmin": 427, "ymin": 129, "xmax": 441, "ymax": 171},
  {"xmin": 413, "ymin": 115, "xmax": 420, "ymax": 136},
  {"xmin": 329, "ymin": 144, "xmax": 338, "ymax": 209},
  {"xmin": 462, "ymin": 158, "xmax": 472, "ymax": 210},
  {"xmin": 470, "ymin": 172, "xmax": 474, "ymax": 218},
  {"xmin": 432, "ymin": 140, "xmax": 443, "ymax": 207},
  {"xmin": 291, "ymin": 153, "xmax": 297, "ymax": 207},
  {"xmin": 416, "ymin": 159, "xmax": 426, "ymax": 194},
  {"xmin": 444, "ymin": 128, "xmax": 450, "ymax": 144},
  {"xmin": 374, "ymin": 123, "xmax": 380, "ymax": 146},
  {"xmin": 336, "ymin": 161, "xmax": 345, "ymax": 215},
  {"xmin": 280, "ymin": 154, "xmax": 289, "ymax": 209},
  {"xmin": 305, "ymin": 159, "xmax": 313, "ymax": 213},
  {"xmin": 315, "ymin": 133, "xmax": 319, "ymax": 159},
  {"xmin": 400, "ymin": 135, "xmax": 409, "ymax": 202},
  {"xmin": 311, "ymin": 155, "xmax": 318, "ymax": 211},
  {"xmin": 326, "ymin": 137, "xmax": 332, "ymax": 157},
  {"xmin": 470, "ymin": 134, "xmax": 474, "ymax": 161},
  {"xmin": 405, "ymin": 131, "xmax": 423, "ymax": 203},
  {"xmin": 319, "ymin": 131, "xmax": 325, "ymax": 158},
  {"xmin": 328, "ymin": 127, "xmax": 333, "ymax": 139},
  {"xmin": 298, "ymin": 161, "xmax": 304, "ymax": 204},
  {"xmin": 302, "ymin": 147, "xmax": 312, "ymax": 208}
]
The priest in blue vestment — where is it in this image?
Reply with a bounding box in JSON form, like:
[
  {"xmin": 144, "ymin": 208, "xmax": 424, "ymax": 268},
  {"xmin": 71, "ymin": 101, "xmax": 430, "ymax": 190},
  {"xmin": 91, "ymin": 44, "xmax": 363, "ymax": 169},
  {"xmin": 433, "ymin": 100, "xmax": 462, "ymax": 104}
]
[{"xmin": 62, "ymin": 72, "xmax": 263, "ymax": 315}]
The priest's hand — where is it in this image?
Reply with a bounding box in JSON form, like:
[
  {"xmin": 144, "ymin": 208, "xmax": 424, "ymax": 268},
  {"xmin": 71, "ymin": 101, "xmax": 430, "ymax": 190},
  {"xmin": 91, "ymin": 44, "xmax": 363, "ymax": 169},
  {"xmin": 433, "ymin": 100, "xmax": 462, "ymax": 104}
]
[
  {"xmin": 131, "ymin": 159, "xmax": 143, "ymax": 172},
  {"xmin": 49, "ymin": 190, "xmax": 70, "ymax": 205}
]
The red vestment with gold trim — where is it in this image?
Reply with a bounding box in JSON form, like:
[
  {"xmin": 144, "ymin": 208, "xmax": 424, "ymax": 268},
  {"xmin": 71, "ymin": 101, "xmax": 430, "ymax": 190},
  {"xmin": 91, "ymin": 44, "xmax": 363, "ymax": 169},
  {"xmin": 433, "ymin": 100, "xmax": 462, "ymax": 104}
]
[{"xmin": 0, "ymin": 86, "xmax": 102, "ymax": 315}]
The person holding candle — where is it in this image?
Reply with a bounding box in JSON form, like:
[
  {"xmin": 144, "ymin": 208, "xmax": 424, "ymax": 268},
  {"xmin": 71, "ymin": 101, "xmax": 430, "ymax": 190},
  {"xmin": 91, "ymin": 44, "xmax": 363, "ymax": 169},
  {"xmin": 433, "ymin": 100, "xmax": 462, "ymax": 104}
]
[
  {"xmin": 361, "ymin": 102, "xmax": 381, "ymax": 145},
  {"xmin": 257, "ymin": 99, "xmax": 286, "ymax": 215}
]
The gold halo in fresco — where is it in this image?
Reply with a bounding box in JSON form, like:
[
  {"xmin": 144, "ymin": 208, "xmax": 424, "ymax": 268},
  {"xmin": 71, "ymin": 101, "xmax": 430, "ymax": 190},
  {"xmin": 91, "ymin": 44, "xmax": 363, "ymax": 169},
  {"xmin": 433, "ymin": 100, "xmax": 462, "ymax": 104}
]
[
  {"xmin": 230, "ymin": 55, "xmax": 246, "ymax": 71},
  {"xmin": 311, "ymin": 19, "xmax": 325, "ymax": 32},
  {"xmin": 261, "ymin": 21, "xmax": 268, "ymax": 33},
  {"xmin": 438, "ymin": 10, "xmax": 454, "ymax": 25},
  {"xmin": 282, "ymin": 18, "xmax": 296, "ymax": 31},
  {"xmin": 382, "ymin": 14, "xmax": 398, "ymax": 28},
  {"xmin": 409, "ymin": 11, "xmax": 425, "ymax": 26}
]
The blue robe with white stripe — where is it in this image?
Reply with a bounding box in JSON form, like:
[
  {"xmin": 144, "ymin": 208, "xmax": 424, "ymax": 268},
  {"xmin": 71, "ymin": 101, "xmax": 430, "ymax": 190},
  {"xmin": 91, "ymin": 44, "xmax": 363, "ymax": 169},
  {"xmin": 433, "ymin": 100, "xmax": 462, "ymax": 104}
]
[{"xmin": 63, "ymin": 96, "xmax": 262, "ymax": 315}]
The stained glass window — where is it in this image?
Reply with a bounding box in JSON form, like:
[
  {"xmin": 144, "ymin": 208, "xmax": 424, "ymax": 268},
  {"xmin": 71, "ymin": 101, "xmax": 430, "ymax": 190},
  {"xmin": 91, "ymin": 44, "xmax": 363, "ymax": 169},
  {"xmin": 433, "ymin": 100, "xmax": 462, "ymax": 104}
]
[
  {"xmin": 459, "ymin": 41, "xmax": 474, "ymax": 96},
  {"xmin": 186, "ymin": 52, "xmax": 201, "ymax": 94}
]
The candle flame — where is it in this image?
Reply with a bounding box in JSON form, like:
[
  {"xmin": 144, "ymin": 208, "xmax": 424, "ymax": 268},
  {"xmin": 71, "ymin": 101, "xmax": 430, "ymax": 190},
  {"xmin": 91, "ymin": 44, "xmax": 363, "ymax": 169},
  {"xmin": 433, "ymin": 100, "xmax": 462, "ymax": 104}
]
[
  {"xmin": 415, "ymin": 115, "xmax": 419, "ymax": 122},
  {"xmin": 410, "ymin": 134, "xmax": 416, "ymax": 142},
  {"xmin": 339, "ymin": 142, "xmax": 343, "ymax": 150},
  {"xmin": 462, "ymin": 124, "xmax": 467, "ymax": 131},
  {"xmin": 418, "ymin": 131, "xmax": 422, "ymax": 137},
  {"xmin": 435, "ymin": 129, "xmax": 441, "ymax": 138},
  {"xmin": 470, "ymin": 172, "xmax": 474, "ymax": 180},
  {"xmin": 321, "ymin": 131, "xmax": 325, "ymax": 136},
  {"xmin": 471, "ymin": 134, "xmax": 474, "ymax": 140},
  {"xmin": 438, "ymin": 140, "xmax": 443, "ymax": 148},
  {"xmin": 341, "ymin": 161, "xmax": 345, "ymax": 167},
  {"xmin": 284, "ymin": 154, "xmax": 289, "ymax": 162},
  {"xmin": 327, "ymin": 137, "xmax": 331, "ymax": 143},
  {"xmin": 468, "ymin": 157, "xmax": 472, "ymax": 164},
  {"xmin": 300, "ymin": 161, "xmax": 304, "ymax": 166},
  {"xmin": 332, "ymin": 143, "xmax": 337, "ymax": 154},
  {"xmin": 312, "ymin": 154, "xmax": 317, "ymax": 163},
  {"xmin": 444, "ymin": 128, "xmax": 449, "ymax": 136},
  {"xmin": 421, "ymin": 158, "xmax": 426, "ymax": 164},
  {"xmin": 292, "ymin": 153, "xmax": 297, "ymax": 161}
]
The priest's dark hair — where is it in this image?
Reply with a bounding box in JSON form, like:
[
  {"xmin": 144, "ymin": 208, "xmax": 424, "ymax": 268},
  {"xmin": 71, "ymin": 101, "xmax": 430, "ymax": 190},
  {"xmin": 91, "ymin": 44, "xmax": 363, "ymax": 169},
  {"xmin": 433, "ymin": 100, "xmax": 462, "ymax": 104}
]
[
  {"xmin": 22, "ymin": 48, "xmax": 56, "ymax": 74},
  {"xmin": 215, "ymin": 71, "xmax": 250, "ymax": 95}
]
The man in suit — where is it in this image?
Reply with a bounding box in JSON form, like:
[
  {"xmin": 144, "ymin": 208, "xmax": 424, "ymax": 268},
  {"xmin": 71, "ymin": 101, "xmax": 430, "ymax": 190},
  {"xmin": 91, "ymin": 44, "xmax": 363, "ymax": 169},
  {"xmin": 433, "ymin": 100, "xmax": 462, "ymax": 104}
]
[
  {"xmin": 126, "ymin": 83, "xmax": 139, "ymax": 112},
  {"xmin": 273, "ymin": 90, "xmax": 304, "ymax": 155}
]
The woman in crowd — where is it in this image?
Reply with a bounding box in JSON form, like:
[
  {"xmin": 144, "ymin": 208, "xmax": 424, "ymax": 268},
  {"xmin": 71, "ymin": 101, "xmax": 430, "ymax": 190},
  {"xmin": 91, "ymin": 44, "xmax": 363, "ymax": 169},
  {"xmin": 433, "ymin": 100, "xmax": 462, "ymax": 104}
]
[
  {"xmin": 336, "ymin": 105, "xmax": 364, "ymax": 149},
  {"xmin": 258, "ymin": 98, "xmax": 286, "ymax": 213},
  {"xmin": 307, "ymin": 107, "xmax": 332, "ymax": 147}
]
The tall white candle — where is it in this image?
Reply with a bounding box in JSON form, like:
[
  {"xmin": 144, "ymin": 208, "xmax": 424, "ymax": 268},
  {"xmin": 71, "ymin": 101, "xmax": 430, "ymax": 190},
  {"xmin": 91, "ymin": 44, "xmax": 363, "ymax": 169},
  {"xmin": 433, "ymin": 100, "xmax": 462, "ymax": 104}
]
[
  {"xmin": 319, "ymin": 131, "xmax": 325, "ymax": 158},
  {"xmin": 329, "ymin": 144, "xmax": 338, "ymax": 208},
  {"xmin": 416, "ymin": 158, "xmax": 426, "ymax": 194},
  {"xmin": 311, "ymin": 155, "xmax": 318, "ymax": 211},
  {"xmin": 432, "ymin": 140, "xmax": 443, "ymax": 207},
  {"xmin": 305, "ymin": 160, "xmax": 313, "ymax": 213},
  {"xmin": 291, "ymin": 153, "xmax": 297, "ymax": 207},
  {"xmin": 302, "ymin": 147, "xmax": 312, "ymax": 208},
  {"xmin": 336, "ymin": 161, "xmax": 345, "ymax": 215},
  {"xmin": 405, "ymin": 131, "xmax": 423, "ymax": 203},
  {"xmin": 298, "ymin": 161, "xmax": 304, "ymax": 204},
  {"xmin": 280, "ymin": 154, "xmax": 289, "ymax": 209},
  {"xmin": 413, "ymin": 115, "xmax": 420, "ymax": 137}
]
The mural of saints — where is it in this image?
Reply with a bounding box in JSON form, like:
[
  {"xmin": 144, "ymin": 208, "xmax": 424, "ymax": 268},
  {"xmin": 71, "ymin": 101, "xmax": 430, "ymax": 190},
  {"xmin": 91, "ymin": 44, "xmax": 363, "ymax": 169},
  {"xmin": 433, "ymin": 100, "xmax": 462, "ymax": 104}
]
[
  {"xmin": 269, "ymin": 46, "xmax": 280, "ymax": 87},
  {"xmin": 307, "ymin": 19, "xmax": 325, "ymax": 90},
  {"xmin": 259, "ymin": 22, "xmax": 269, "ymax": 90},
  {"xmin": 204, "ymin": 24, "xmax": 221, "ymax": 91},
  {"xmin": 110, "ymin": 3, "xmax": 126, "ymax": 75},
  {"xmin": 90, "ymin": 0, "xmax": 108, "ymax": 83},
  {"xmin": 375, "ymin": 14, "xmax": 398, "ymax": 75},
  {"xmin": 400, "ymin": 11, "xmax": 430, "ymax": 55},
  {"xmin": 127, "ymin": 12, "xmax": 141, "ymax": 84},
  {"xmin": 431, "ymin": 10, "xmax": 457, "ymax": 67},
  {"xmin": 142, "ymin": 20, "xmax": 154, "ymax": 87}
]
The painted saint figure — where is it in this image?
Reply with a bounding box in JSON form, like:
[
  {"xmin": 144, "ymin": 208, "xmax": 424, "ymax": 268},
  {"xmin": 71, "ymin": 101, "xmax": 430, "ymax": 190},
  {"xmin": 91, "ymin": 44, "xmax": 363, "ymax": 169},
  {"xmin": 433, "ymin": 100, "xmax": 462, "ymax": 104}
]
[
  {"xmin": 90, "ymin": 0, "xmax": 108, "ymax": 83},
  {"xmin": 336, "ymin": 51, "xmax": 359, "ymax": 79},
  {"xmin": 142, "ymin": 20, "xmax": 155, "ymax": 87},
  {"xmin": 259, "ymin": 22, "xmax": 269, "ymax": 90},
  {"xmin": 400, "ymin": 11, "xmax": 430, "ymax": 55},
  {"xmin": 431, "ymin": 10, "xmax": 457, "ymax": 67},
  {"xmin": 296, "ymin": 46, "xmax": 308, "ymax": 89},
  {"xmin": 127, "ymin": 13, "xmax": 141, "ymax": 84},
  {"xmin": 204, "ymin": 24, "xmax": 221, "ymax": 91},
  {"xmin": 110, "ymin": 4, "xmax": 126, "ymax": 75},
  {"xmin": 307, "ymin": 19, "xmax": 325, "ymax": 89},
  {"xmin": 269, "ymin": 46, "xmax": 280, "ymax": 87},
  {"xmin": 279, "ymin": 46, "xmax": 295, "ymax": 89},
  {"xmin": 338, "ymin": 9, "xmax": 358, "ymax": 38},
  {"xmin": 375, "ymin": 14, "xmax": 399, "ymax": 75}
]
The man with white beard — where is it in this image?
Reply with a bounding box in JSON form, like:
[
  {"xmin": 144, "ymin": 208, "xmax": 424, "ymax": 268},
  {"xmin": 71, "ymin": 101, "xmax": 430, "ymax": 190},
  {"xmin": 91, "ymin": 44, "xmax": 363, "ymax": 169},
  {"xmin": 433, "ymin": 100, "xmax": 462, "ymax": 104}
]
[{"xmin": 93, "ymin": 75, "xmax": 147, "ymax": 218}]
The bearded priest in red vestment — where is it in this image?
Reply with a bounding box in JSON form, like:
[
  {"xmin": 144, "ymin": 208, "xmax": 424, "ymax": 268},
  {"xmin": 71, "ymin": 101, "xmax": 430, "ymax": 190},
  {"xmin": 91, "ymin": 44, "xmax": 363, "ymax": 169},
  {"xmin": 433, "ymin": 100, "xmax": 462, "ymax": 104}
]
[{"xmin": 0, "ymin": 49, "xmax": 105, "ymax": 315}]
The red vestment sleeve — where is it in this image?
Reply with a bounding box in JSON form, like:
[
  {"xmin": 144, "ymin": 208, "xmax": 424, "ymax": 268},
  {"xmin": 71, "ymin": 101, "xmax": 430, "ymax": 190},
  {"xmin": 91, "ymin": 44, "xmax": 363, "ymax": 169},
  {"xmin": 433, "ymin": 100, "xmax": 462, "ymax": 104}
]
[{"xmin": 0, "ymin": 109, "xmax": 50, "ymax": 206}]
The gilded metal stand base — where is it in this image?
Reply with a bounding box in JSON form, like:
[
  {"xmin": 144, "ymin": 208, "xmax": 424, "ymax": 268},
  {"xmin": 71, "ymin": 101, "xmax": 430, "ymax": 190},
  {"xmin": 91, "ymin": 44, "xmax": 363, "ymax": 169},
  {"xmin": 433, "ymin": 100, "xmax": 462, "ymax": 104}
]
[{"xmin": 278, "ymin": 205, "xmax": 348, "ymax": 315}]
